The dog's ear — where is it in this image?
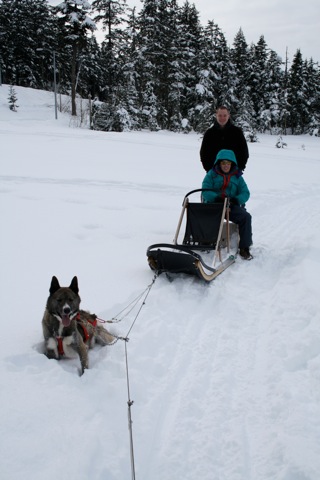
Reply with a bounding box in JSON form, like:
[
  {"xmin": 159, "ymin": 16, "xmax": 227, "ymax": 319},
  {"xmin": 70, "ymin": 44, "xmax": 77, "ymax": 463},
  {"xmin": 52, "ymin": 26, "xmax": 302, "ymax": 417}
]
[
  {"xmin": 69, "ymin": 276, "xmax": 79, "ymax": 294},
  {"xmin": 50, "ymin": 276, "xmax": 60, "ymax": 295}
]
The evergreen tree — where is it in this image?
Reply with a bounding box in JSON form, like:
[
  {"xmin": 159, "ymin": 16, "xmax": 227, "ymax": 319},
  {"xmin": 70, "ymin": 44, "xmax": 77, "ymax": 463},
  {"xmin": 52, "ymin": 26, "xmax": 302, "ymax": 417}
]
[
  {"xmin": 134, "ymin": 0, "xmax": 180, "ymax": 130},
  {"xmin": 231, "ymin": 28, "xmax": 254, "ymax": 130},
  {"xmin": 287, "ymin": 49, "xmax": 308, "ymax": 133},
  {"xmin": 247, "ymin": 36, "xmax": 270, "ymax": 128},
  {"xmin": 8, "ymin": 84, "xmax": 18, "ymax": 111},
  {"xmin": 123, "ymin": 0, "xmax": 156, "ymax": 129},
  {"xmin": 303, "ymin": 58, "xmax": 320, "ymax": 135},
  {"xmin": 176, "ymin": 1, "xmax": 203, "ymax": 131},
  {"xmin": 160, "ymin": 0, "xmax": 184, "ymax": 131},
  {"xmin": 277, "ymin": 47, "xmax": 291, "ymax": 134},
  {"xmin": 118, "ymin": 7, "xmax": 141, "ymax": 129},
  {"xmin": 92, "ymin": 0, "xmax": 127, "ymax": 47},
  {"xmin": 260, "ymin": 49, "xmax": 284, "ymax": 133},
  {"xmin": 53, "ymin": 0, "xmax": 96, "ymax": 116},
  {"xmin": 0, "ymin": 0, "xmax": 57, "ymax": 88},
  {"xmin": 212, "ymin": 25, "xmax": 237, "ymax": 109},
  {"xmin": 195, "ymin": 20, "xmax": 236, "ymax": 132},
  {"xmin": 77, "ymin": 35, "xmax": 104, "ymax": 99},
  {"xmin": 231, "ymin": 28, "xmax": 249, "ymax": 84},
  {"xmin": 92, "ymin": 0, "xmax": 128, "ymax": 99}
]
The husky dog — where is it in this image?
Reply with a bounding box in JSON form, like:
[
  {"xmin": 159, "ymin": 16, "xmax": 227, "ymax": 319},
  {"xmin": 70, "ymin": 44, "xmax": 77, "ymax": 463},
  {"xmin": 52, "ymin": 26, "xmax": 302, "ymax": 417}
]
[{"xmin": 42, "ymin": 276, "xmax": 114, "ymax": 375}]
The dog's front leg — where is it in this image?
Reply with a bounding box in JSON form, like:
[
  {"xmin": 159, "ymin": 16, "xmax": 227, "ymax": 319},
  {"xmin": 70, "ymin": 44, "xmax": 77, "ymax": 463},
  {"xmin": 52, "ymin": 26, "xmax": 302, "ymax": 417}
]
[
  {"xmin": 45, "ymin": 337, "xmax": 59, "ymax": 360},
  {"xmin": 77, "ymin": 340, "xmax": 89, "ymax": 376}
]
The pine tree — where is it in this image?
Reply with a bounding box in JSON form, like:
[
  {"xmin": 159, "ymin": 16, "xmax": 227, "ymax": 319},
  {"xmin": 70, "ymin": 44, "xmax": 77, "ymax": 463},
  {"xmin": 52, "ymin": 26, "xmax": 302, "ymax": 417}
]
[
  {"xmin": 231, "ymin": 28, "xmax": 253, "ymax": 128},
  {"xmin": 0, "ymin": 0, "xmax": 57, "ymax": 88},
  {"xmin": 247, "ymin": 36, "xmax": 270, "ymax": 129},
  {"xmin": 77, "ymin": 35, "xmax": 104, "ymax": 99},
  {"xmin": 303, "ymin": 58, "xmax": 320, "ymax": 135},
  {"xmin": 8, "ymin": 85, "xmax": 18, "ymax": 111},
  {"xmin": 92, "ymin": 0, "xmax": 128, "ymax": 98},
  {"xmin": 134, "ymin": 0, "xmax": 177, "ymax": 130},
  {"xmin": 175, "ymin": 1, "xmax": 203, "ymax": 131},
  {"xmin": 194, "ymin": 20, "xmax": 236, "ymax": 133},
  {"xmin": 118, "ymin": 7, "xmax": 141, "ymax": 129},
  {"xmin": 53, "ymin": 0, "xmax": 96, "ymax": 116},
  {"xmin": 287, "ymin": 49, "xmax": 307, "ymax": 133},
  {"xmin": 259, "ymin": 49, "xmax": 284, "ymax": 133},
  {"xmin": 161, "ymin": 0, "xmax": 184, "ymax": 131}
]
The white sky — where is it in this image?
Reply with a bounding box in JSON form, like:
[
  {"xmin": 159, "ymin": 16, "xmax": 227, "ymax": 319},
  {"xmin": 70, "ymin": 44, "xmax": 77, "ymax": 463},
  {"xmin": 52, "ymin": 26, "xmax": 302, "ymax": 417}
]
[
  {"xmin": 188, "ymin": 0, "xmax": 320, "ymax": 63},
  {"xmin": 48, "ymin": 0, "xmax": 320, "ymax": 63}
]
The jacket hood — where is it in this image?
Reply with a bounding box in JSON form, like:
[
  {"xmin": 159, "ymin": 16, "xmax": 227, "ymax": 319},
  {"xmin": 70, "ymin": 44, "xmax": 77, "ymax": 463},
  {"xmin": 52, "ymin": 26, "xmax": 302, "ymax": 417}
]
[{"xmin": 214, "ymin": 149, "xmax": 238, "ymax": 166}]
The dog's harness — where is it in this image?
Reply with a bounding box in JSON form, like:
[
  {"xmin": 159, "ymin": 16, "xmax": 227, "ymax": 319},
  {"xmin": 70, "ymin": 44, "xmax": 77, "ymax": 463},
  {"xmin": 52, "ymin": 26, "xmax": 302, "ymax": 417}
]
[{"xmin": 56, "ymin": 312, "xmax": 98, "ymax": 356}]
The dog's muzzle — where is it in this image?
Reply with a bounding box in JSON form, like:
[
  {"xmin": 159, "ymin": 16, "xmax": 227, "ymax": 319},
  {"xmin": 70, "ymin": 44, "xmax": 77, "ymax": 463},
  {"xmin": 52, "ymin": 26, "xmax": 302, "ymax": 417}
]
[{"xmin": 54, "ymin": 307, "xmax": 78, "ymax": 327}]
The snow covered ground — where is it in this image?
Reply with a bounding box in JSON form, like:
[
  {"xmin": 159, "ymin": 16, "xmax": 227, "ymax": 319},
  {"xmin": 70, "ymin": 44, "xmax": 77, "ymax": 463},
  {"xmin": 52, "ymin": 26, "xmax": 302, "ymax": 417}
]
[{"xmin": 1, "ymin": 85, "xmax": 320, "ymax": 480}]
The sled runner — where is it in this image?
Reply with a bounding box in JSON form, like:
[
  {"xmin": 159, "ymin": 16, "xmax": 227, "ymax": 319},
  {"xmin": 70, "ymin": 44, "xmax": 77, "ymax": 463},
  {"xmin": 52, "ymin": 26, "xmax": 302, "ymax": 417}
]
[{"xmin": 146, "ymin": 189, "xmax": 239, "ymax": 282}]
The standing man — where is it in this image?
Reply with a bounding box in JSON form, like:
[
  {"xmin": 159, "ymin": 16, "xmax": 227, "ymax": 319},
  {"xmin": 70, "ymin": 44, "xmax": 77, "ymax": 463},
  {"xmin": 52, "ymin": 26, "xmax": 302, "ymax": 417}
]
[{"xmin": 200, "ymin": 106, "xmax": 249, "ymax": 172}]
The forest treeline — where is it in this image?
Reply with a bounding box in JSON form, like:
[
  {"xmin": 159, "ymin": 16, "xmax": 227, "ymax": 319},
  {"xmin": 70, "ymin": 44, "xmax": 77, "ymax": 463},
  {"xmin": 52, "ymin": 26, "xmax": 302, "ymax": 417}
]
[{"xmin": 0, "ymin": 0, "xmax": 319, "ymax": 135}]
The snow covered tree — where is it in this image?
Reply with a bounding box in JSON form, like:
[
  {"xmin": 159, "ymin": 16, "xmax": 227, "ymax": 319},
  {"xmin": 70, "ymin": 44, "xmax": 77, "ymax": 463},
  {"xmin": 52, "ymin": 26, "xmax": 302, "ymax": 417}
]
[
  {"xmin": 246, "ymin": 36, "xmax": 270, "ymax": 128},
  {"xmin": 0, "ymin": 0, "xmax": 57, "ymax": 88},
  {"xmin": 194, "ymin": 20, "xmax": 236, "ymax": 133},
  {"xmin": 133, "ymin": 0, "xmax": 181, "ymax": 130},
  {"xmin": 230, "ymin": 28, "xmax": 255, "ymax": 130},
  {"xmin": 231, "ymin": 28, "xmax": 249, "ymax": 87},
  {"xmin": 116, "ymin": 7, "xmax": 141, "ymax": 129},
  {"xmin": 287, "ymin": 49, "xmax": 308, "ymax": 133},
  {"xmin": 76, "ymin": 35, "xmax": 104, "ymax": 99},
  {"xmin": 92, "ymin": 0, "xmax": 128, "ymax": 99},
  {"xmin": 176, "ymin": 1, "xmax": 203, "ymax": 131},
  {"xmin": 53, "ymin": 0, "xmax": 96, "ymax": 116},
  {"xmin": 303, "ymin": 58, "xmax": 320, "ymax": 135},
  {"xmin": 207, "ymin": 22, "xmax": 236, "ymax": 108},
  {"xmin": 8, "ymin": 85, "xmax": 18, "ymax": 111},
  {"xmin": 92, "ymin": 0, "xmax": 127, "ymax": 48},
  {"xmin": 259, "ymin": 49, "xmax": 284, "ymax": 133}
]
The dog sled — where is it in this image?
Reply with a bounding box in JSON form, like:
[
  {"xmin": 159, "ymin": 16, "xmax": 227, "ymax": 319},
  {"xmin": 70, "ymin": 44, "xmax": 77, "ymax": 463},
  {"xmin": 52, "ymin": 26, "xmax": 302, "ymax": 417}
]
[{"xmin": 146, "ymin": 189, "xmax": 239, "ymax": 282}]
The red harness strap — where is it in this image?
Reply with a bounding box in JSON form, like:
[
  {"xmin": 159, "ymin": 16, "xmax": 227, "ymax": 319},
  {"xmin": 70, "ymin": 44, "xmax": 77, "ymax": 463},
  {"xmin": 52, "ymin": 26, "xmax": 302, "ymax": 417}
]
[
  {"xmin": 86, "ymin": 315, "xmax": 98, "ymax": 328},
  {"xmin": 76, "ymin": 313, "xmax": 97, "ymax": 342},
  {"xmin": 55, "ymin": 313, "xmax": 97, "ymax": 355},
  {"xmin": 56, "ymin": 337, "xmax": 64, "ymax": 356},
  {"xmin": 77, "ymin": 324, "xmax": 90, "ymax": 342}
]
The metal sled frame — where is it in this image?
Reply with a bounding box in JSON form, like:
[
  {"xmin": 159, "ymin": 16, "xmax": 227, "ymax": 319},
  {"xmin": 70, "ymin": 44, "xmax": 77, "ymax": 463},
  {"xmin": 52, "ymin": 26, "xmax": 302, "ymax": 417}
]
[{"xmin": 147, "ymin": 189, "xmax": 239, "ymax": 282}]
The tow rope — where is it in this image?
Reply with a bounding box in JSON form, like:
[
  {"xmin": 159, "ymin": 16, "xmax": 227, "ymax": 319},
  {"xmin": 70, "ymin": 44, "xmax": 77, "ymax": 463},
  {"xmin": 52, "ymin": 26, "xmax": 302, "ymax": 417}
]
[{"xmin": 55, "ymin": 273, "xmax": 159, "ymax": 480}]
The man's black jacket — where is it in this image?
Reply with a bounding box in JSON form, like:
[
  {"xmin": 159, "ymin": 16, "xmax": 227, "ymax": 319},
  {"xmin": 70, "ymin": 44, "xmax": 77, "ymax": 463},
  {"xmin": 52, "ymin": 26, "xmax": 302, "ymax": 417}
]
[{"xmin": 200, "ymin": 120, "xmax": 249, "ymax": 172}]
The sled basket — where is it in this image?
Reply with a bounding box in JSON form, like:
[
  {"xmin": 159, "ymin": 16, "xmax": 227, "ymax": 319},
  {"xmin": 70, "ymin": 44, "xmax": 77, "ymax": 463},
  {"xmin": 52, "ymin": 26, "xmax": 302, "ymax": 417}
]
[{"xmin": 146, "ymin": 189, "xmax": 238, "ymax": 282}]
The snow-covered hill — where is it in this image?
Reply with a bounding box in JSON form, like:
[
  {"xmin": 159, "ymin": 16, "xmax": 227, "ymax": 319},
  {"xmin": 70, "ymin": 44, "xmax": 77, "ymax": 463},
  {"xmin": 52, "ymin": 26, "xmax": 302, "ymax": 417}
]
[{"xmin": 1, "ymin": 85, "xmax": 320, "ymax": 480}]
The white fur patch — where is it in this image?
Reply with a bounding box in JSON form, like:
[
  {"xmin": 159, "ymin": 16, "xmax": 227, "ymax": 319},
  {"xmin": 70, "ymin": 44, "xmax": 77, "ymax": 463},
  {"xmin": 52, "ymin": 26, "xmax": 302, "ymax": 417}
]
[
  {"xmin": 47, "ymin": 338, "xmax": 58, "ymax": 358},
  {"xmin": 58, "ymin": 324, "xmax": 64, "ymax": 336},
  {"xmin": 62, "ymin": 336, "xmax": 78, "ymax": 358}
]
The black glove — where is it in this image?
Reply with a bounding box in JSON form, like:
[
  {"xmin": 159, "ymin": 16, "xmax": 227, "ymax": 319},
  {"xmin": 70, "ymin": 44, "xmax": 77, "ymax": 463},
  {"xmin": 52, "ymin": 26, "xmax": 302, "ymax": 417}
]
[{"xmin": 229, "ymin": 197, "xmax": 239, "ymax": 205}]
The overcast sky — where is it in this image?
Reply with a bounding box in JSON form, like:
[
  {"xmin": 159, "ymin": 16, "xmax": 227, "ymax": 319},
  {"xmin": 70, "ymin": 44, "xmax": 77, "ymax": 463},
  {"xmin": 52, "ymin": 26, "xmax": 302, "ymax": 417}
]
[
  {"xmin": 49, "ymin": 0, "xmax": 319, "ymax": 63},
  {"xmin": 187, "ymin": 0, "xmax": 319, "ymax": 62}
]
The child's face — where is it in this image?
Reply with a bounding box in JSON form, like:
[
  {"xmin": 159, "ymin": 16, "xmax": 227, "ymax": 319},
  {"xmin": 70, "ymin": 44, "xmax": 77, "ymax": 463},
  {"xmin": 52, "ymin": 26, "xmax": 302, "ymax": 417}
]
[{"xmin": 220, "ymin": 160, "xmax": 232, "ymax": 172}]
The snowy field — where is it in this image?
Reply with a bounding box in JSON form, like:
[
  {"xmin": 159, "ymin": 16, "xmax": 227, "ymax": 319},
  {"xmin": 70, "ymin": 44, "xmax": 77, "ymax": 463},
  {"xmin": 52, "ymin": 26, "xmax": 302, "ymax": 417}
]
[{"xmin": 1, "ymin": 85, "xmax": 320, "ymax": 480}]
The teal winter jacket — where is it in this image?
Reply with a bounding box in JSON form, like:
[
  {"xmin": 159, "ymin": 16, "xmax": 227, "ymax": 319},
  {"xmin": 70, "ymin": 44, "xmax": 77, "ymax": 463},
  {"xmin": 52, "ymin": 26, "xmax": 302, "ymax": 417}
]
[{"xmin": 202, "ymin": 150, "xmax": 250, "ymax": 205}]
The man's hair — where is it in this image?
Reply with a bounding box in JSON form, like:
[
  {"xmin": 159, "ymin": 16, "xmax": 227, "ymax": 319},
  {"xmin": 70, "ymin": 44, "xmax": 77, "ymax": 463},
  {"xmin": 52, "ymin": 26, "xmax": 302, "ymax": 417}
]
[{"xmin": 216, "ymin": 105, "xmax": 230, "ymax": 112}]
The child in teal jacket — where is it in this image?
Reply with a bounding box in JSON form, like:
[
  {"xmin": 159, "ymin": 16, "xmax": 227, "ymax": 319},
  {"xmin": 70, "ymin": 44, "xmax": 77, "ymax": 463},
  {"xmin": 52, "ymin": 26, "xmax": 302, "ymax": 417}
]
[{"xmin": 202, "ymin": 149, "xmax": 253, "ymax": 260}]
